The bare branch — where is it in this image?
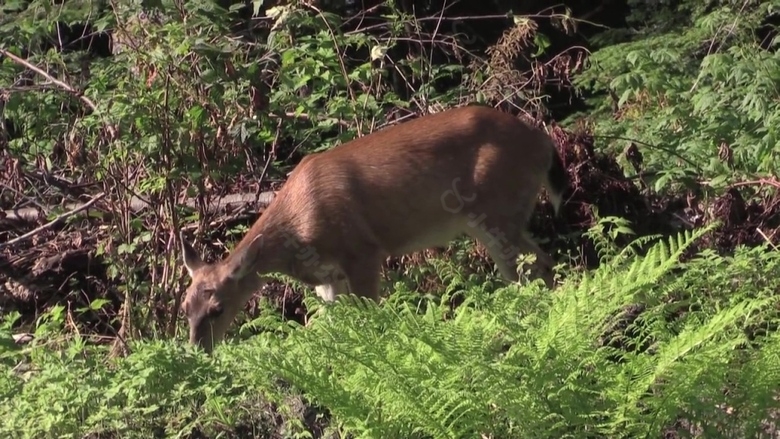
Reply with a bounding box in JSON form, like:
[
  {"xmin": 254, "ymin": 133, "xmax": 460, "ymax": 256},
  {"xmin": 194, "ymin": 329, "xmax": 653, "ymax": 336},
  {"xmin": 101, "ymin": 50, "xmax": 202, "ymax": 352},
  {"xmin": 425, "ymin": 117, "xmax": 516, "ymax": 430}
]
[
  {"xmin": 0, "ymin": 193, "xmax": 106, "ymax": 249},
  {"xmin": 2, "ymin": 191, "xmax": 278, "ymax": 222},
  {"xmin": 0, "ymin": 48, "xmax": 98, "ymax": 112}
]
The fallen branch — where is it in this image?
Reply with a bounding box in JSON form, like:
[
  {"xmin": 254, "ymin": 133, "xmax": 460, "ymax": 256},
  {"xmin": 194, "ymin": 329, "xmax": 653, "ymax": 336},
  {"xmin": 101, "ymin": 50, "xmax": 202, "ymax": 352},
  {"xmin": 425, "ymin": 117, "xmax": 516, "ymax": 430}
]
[
  {"xmin": 0, "ymin": 193, "xmax": 106, "ymax": 249},
  {"xmin": 2, "ymin": 191, "xmax": 278, "ymax": 222}
]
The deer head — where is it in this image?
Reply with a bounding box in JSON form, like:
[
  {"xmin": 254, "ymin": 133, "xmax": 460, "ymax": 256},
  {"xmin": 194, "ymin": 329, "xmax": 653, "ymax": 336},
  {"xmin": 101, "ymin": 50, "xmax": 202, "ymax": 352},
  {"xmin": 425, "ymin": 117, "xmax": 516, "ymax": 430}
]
[{"xmin": 179, "ymin": 232, "xmax": 265, "ymax": 353}]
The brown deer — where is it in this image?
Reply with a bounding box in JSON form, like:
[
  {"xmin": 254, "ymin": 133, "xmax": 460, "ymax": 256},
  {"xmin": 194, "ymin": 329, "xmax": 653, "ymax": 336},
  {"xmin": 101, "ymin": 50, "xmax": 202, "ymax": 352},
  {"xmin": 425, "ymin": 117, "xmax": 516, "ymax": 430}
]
[{"xmin": 179, "ymin": 104, "xmax": 569, "ymax": 352}]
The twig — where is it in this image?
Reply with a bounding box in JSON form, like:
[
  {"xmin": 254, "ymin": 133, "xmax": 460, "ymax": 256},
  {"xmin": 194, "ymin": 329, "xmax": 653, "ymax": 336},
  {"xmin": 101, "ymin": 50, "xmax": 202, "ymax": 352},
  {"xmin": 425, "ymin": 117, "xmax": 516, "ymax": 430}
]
[
  {"xmin": 756, "ymin": 227, "xmax": 779, "ymax": 250},
  {"xmin": 0, "ymin": 193, "xmax": 106, "ymax": 249},
  {"xmin": 728, "ymin": 178, "xmax": 780, "ymax": 190},
  {"xmin": 255, "ymin": 118, "xmax": 282, "ymax": 203},
  {"xmin": 341, "ymin": 3, "xmax": 385, "ymax": 28},
  {"xmin": 0, "ymin": 48, "xmax": 98, "ymax": 112},
  {"xmin": 274, "ymin": 111, "xmax": 352, "ymax": 129},
  {"xmin": 591, "ymin": 134, "xmax": 703, "ymax": 172},
  {"xmin": 303, "ymin": 3, "xmax": 360, "ymax": 129}
]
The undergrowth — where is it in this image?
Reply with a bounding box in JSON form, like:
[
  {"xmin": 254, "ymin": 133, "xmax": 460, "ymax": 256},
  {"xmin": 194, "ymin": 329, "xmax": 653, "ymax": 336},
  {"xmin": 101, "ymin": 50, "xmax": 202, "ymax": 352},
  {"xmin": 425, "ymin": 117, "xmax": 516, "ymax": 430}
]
[
  {"xmin": 572, "ymin": 0, "xmax": 780, "ymax": 194},
  {"xmin": 1, "ymin": 225, "xmax": 779, "ymax": 438}
]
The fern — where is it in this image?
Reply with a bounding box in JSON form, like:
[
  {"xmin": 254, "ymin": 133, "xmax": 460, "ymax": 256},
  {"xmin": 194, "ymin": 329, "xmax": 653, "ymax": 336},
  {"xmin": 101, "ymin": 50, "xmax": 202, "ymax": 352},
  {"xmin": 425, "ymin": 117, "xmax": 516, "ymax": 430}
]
[
  {"xmin": 572, "ymin": 0, "xmax": 780, "ymax": 192},
  {"xmin": 2, "ymin": 228, "xmax": 779, "ymax": 438},
  {"xmin": 233, "ymin": 226, "xmax": 780, "ymax": 438}
]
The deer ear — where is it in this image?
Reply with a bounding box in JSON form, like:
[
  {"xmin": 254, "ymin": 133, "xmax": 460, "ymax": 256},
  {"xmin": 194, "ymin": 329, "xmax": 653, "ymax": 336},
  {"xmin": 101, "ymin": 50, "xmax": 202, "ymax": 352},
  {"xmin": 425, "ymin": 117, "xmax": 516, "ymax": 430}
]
[
  {"xmin": 180, "ymin": 232, "xmax": 204, "ymax": 277},
  {"xmin": 225, "ymin": 233, "xmax": 265, "ymax": 280}
]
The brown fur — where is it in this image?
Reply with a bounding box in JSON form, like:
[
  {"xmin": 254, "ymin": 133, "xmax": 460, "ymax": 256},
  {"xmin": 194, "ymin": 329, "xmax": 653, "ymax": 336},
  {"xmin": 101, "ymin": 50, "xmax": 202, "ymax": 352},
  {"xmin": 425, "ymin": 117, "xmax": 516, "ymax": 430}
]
[{"xmin": 180, "ymin": 105, "xmax": 567, "ymax": 352}]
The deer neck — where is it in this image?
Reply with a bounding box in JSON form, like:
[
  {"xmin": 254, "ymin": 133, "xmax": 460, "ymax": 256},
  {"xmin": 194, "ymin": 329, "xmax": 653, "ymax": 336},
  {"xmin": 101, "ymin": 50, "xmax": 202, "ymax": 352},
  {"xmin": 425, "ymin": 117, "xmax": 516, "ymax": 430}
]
[{"xmin": 220, "ymin": 208, "xmax": 300, "ymax": 288}]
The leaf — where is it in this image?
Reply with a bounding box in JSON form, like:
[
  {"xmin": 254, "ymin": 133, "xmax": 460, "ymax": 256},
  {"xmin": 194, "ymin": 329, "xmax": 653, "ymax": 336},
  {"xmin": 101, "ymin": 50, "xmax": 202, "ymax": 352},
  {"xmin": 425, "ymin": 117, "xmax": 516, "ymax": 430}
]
[
  {"xmin": 281, "ymin": 49, "xmax": 296, "ymax": 67},
  {"xmin": 187, "ymin": 105, "xmax": 206, "ymax": 127},
  {"xmin": 370, "ymin": 45, "xmax": 387, "ymax": 61},
  {"xmin": 626, "ymin": 51, "xmax": 640, "ymax": 65},
  {"xmin": 707, "ymin": 174, "xmax": 729, "ymax": 189},
  {"xmin": 90, "ymin": 299, "xmax": 110, "ymax": 311},
  {"xmin": 618, "ymin": 88, "xmax": 633, "ymax": 107},
  {"xmin": 253, "ymin": 0, "xmax": 264, "ymax": 17},
  {"xmin": 533, "ymin": 33, "xmax": 551, "ymax": 57}
]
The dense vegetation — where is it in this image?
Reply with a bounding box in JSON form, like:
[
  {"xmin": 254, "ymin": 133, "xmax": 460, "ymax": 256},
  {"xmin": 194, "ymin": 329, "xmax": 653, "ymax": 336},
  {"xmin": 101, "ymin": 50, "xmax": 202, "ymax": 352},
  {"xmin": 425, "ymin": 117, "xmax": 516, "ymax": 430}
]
[{"xmin": 1, "ymin": 0, "xmax": 779, "ymax": 437}]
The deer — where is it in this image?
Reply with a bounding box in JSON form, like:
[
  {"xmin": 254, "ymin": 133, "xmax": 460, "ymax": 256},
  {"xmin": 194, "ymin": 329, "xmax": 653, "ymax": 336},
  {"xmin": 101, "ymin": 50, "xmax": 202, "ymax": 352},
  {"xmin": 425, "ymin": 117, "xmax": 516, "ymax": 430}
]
[{"xmin": 179, "ymin": 104, "xmax": 569, "ymax": 352}]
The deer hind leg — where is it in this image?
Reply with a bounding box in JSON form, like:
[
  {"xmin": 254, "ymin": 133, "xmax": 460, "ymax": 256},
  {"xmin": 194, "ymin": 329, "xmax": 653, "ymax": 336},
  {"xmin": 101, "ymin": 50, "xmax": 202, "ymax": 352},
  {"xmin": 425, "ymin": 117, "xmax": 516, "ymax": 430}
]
[{"xmin": 466, "ymin": 214, "xmax": 555, "ymax": 289}]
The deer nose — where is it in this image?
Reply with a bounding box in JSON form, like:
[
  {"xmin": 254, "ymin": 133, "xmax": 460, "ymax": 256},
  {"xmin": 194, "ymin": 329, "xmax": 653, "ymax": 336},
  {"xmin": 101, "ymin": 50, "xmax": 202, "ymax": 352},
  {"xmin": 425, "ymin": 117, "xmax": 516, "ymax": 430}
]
[{"xmin": 189, "ymin": 319, "xmax": 215, "ymax": 354}]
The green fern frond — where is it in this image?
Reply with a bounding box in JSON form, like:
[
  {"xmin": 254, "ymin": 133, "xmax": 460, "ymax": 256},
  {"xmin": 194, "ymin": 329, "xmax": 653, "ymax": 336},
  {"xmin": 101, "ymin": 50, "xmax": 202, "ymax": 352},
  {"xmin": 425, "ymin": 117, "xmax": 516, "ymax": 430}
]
[{"xmin": 181, "ymin": 227, "xmax": 780, "ymax": 439}]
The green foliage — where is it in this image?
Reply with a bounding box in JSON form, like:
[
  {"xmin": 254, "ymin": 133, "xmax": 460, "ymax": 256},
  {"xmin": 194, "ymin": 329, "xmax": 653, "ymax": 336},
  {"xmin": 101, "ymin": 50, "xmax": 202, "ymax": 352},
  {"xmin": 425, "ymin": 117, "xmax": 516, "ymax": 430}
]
[
  {"xmin": 2, "ymin": 227, "xmax": 779, "ymax": 438},
  {"xmin": 573, "ymin": 0, "xmax": 780, "ymax": 193}
]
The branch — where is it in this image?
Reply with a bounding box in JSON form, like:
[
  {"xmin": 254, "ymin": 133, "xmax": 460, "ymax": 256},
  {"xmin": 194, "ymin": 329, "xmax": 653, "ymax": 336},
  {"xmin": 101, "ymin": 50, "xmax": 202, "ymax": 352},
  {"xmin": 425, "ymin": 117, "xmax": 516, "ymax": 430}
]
[
  {"xmin": 2, "ymin": 191, "xmax": 278, "ymax": 222},
  {"xmin": 0, "ymin": 193, "xmax": 106, "ymax": 249},
  {"xmin": 727, "ymin": 177, "xmax": 780, "ymax": 190},
  {"xmin": 273, "ymin": 111, "xmax": 353, "ymax": 129},
  {"xmin": 0, "ymin": 48, "xmax": 98, "ymax": 112}
]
